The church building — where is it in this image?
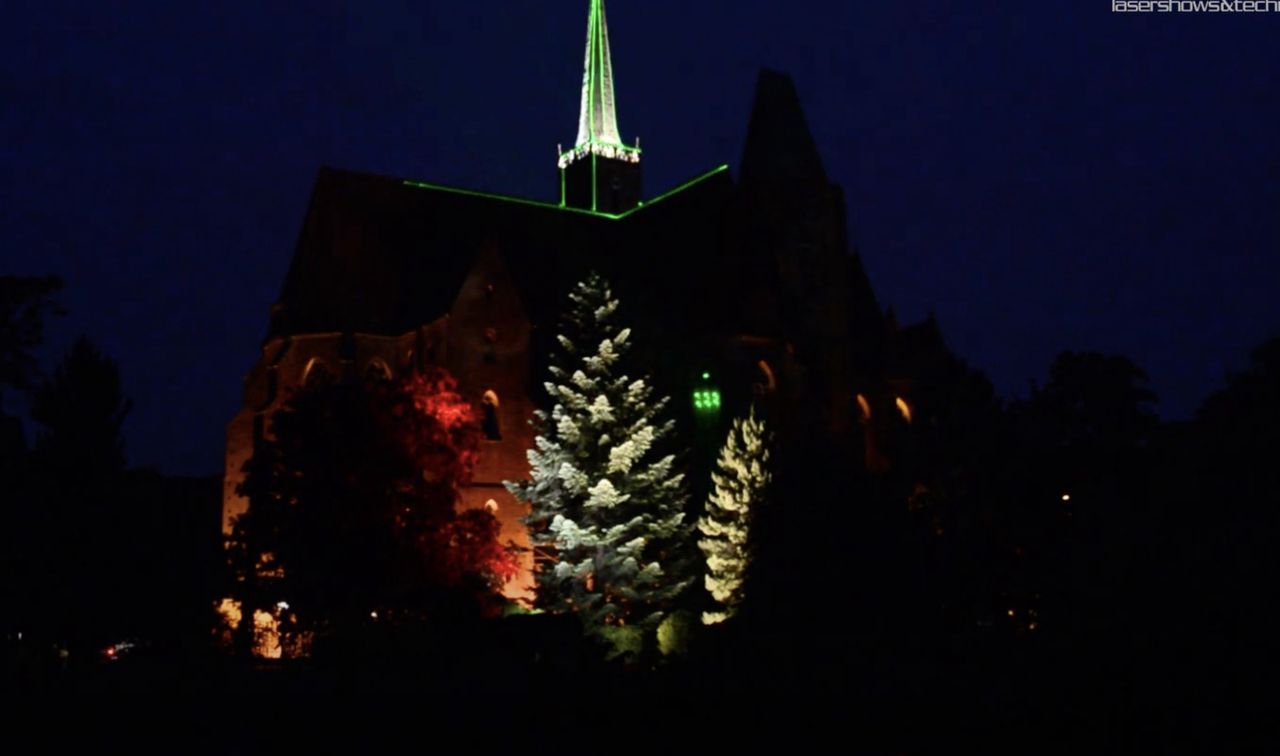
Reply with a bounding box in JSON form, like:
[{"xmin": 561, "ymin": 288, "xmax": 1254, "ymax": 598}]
[{"xmin": 223, "ymin": 0, "xmax": 943, "ymax": 602}]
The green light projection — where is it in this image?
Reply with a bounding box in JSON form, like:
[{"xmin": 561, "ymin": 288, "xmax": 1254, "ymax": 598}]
[
  {"xmin": 559, "ymin": 0, "xmax": 639, "ymax": 170},
  {"xmin": 694, "ymin": 369, "xmax": 720, "ymax": 413},
  {"xmin": 693, "ymin": 388, "xmax": 721, "ymax": 412},
  {"xmin": 402, "ymin": 164, "xmax": 729, "ymax": 221}
]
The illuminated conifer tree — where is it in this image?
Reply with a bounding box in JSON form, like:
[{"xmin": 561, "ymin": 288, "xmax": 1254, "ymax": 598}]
[
  {"xmin": 698, "ymin": 406, "xmax": 771, "ymax": 624},
  {"xmin": 507, "ymin": 272, "xmax": 692, "ymax": 644}
]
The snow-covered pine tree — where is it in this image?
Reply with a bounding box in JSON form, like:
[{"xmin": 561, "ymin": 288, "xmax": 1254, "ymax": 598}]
[
  {"xmin": 698, "ymin": 406, "xmax": 771, "ymax": 624},
  {"xmin": 507, "ymin": 272, "xmax": 693, "ymax": 638}
]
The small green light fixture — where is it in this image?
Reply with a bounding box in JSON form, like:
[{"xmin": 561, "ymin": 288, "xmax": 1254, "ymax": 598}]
[
  {"xmin": 692, "ymin": 388, "xmax": 721, "ymax": 412},
  {"xmin": 694, "ymin": 369, "xmax": 720, "ymax": 412}
]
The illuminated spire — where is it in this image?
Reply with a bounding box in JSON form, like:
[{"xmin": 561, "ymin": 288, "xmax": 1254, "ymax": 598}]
[
  {"xmin": 560, "ymin": 0, "xmax": 639, "ymax": 169},
  {"xmin": 578, "ymin": 0, "xmax": 620, "ymax": 147}
]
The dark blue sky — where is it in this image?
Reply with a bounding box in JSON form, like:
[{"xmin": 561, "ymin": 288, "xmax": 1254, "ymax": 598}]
[{"xmin": 2, "ymin": 1, "xmax": 1277, "ymax": 475}]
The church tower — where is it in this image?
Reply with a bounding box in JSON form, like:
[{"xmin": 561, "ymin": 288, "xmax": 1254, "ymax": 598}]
[{"xmin": 558, "ymin": 0, "xmax": 641, "ymax": 213}]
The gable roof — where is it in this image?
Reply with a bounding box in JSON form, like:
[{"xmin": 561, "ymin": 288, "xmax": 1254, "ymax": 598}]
[{"xmin": 267, "ymin": 164, "xmax": 735, "ymax": 342}]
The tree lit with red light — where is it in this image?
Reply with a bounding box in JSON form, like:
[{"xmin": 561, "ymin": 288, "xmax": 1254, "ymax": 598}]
[{"xmin": 225, "ymin": 367, "xmax": 518, "ymax": 656}]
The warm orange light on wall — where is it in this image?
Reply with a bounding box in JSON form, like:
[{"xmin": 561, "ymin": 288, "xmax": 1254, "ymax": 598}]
[
  {"xmin": 895, "ymin": 397, "xmax": 912, "ymax": 423},
  {"xmin": 856, "ymin": 394, "xmax": 871, "ymax": 420},
  {"xmin": 216, "ymin": 598, "xmax": 282, "ymax": 659},
  {"xmin": 756, "ymin": 360, "xmax": 777, "ymax": 394}
]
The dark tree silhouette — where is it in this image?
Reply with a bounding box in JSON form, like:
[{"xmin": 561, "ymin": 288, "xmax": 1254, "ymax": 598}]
[
  {"xmin": 1, "ymin": 276, "xmax": 63, "ymax": 652},
  {"xmin": 228, "ymin": 368, "xmax": 517, "ymax": 657},
  {"xmin": 1196, "ymin": 336, "xmax": 1280, "ymax": 440},
  {"xmin": 0, "ymin": 275, "xmax": 62, "ymax": 469},
  {"xmin": 995, "ymin": 352, "xmax": 1161, "ymax": 650},
  {"xmin": 12, "ymin": 336, "xmax": 133, "ymax": 656},
  {"xmin": 1180, "ymin": 336, "xmax": 1280, "ymax": 698},
  {"xmin": 889, "ymin": 348, "xmax": 1005, "ymax": 635},
  {"xmin": 1032, "ymin": 351, "xmax": 1159, "ymax": 462},
  {"xmin": 30, "ymin": 336, "xmax": 132, "ymax": 477},
  {"xmin": 0, "ymin": 275, "xmax": 63, "ymax": 394}
]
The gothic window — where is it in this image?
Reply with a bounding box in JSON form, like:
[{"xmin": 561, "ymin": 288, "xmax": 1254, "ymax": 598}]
[
  {"xmin": 754, "ymin": 360, "xmax": 777, "ymax": 396},
  {"xmin": 483, "ymin": 328, "xmax": 498, "ymax": 363},
  {"xmin": 895, "ymin": 396, "xmax": 912, "ymax": 424},
  {"xmin": 481, "ymin": 390, "xmax": 501, "ymax": 440},
  {"xmin": 302, "ymin": 358, "xmax": 332, "ymax": 389},
  {"xmin": 856, "ymin": 393, "xmax": 871, "ymax": 421},
  {"xmin": 364, "ymin": 359, "xmax": 392, "ymax": 384}
]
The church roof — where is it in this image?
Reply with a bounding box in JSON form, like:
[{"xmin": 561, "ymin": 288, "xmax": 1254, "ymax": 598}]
[
  {"xmin": 739, "ymin": 69, "xmax": 828, "ymax": 188},
  {"xmin": 267, "ymin": 164, "xmax": 734, "ymax": 343},
  {"xmin": 263, "ymin": 67, "xmax": 889, "ymax": 387}
]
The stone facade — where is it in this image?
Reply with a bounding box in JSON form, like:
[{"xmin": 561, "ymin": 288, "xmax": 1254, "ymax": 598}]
[
  {"xmin": 223, "ymin": 65, "xmax": 950, "ymax": 612},
  {"xmin": 222, "ymin": 249, "xmax": 539, "ymax": 601}
]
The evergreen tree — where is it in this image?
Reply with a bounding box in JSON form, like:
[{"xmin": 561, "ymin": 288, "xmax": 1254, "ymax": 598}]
[
  {"xmin": 507, "ymin": 272, "xmax": 692, "ymax": 642},
  {"xmin": 24, "ymin": 336, "xmax": 132, "ymax": 653},
  {"xmin": 0, "ymin": 274, "xmax": 63, "ymax": 395},
  {"xmin": 0, "ymin": 276, "xmax": 60, "ymax": 645},
  {"xmin": 698, "ymin": 406, "xmax": 771, "ymax": 624},
  {"xmin": 30, "ymin": 335, "xmax": 131, "ymax": 478}
]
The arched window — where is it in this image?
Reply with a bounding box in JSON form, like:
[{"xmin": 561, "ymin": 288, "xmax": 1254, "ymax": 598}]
[
  {"xmin": 302, "ymin": 358, "xmax": 332, "ymax": 389},
  {"xmin": 482, "ymin": 328, "xmax": 498, "ymax": 363},
  {"xmin": 484, "ymin": 498, "xmax": 499, "ymax": 514},
  {"xmin": 755, "ymin": 360, "xmax": 777, "ymax": 396},
  {"xmin": 895, "ymin": 396, "xmax": 912, "ymax": 424},
  {"xmin": 856, "ymin": 393, "xmax": 871, "ymax": 421},
  {"xmin": 481, "ymin": 390, "xmax": 501, "ymax": 440},
  {"xmin": 364, "ymin": 359, "xmax": 392, "ymax": 384}
]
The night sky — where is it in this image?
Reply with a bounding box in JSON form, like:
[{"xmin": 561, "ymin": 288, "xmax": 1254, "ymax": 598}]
[{"xmin": 2, "ymin": 1, "xmax": 1276, "ymax": 475}]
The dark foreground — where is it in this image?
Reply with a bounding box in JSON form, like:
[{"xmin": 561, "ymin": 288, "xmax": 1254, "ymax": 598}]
[{"xmin": 6, "ymin": 617, "xmax": 1271, "ymax": 754}]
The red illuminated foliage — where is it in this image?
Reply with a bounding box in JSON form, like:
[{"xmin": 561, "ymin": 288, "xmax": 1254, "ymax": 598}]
[
  {"xmin": 387, "ymin": 368, "xmax": 517, "ymax": 590},
  {"xmin": 229, "ymin": 366, "xmax": 517, "ymax": 647},
  {"xmin": 427, "ymin": 509, "xmax": 522, "ymax": 591},
  {"xmin": 389, "ymin": 369, "xmax": 482, "ymax": 494}
]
